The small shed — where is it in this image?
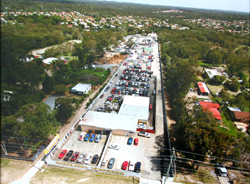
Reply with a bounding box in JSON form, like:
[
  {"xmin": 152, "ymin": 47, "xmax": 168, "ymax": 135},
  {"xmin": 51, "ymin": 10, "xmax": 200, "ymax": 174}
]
[
  {"xmin": 197, "ymin": 82, "xmax": 210, "ymax": 96},
  {"xmin": 71, "ymin": 83, "xmax": 91, "ymax": 95}
]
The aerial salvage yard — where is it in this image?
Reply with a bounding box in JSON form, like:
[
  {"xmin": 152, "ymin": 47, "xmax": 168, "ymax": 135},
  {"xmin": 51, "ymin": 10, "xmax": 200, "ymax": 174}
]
[{"xmin": 45, "ymin": 34, "xmax": 165, "ymax": 180}]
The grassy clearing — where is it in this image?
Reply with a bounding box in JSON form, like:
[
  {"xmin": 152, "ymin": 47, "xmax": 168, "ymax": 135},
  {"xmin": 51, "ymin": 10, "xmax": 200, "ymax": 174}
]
[
  {"xmin": 218, "ymin": 112, "xmax": 238, "ymax": 138},
  {"xmin": 1, "ymin": 158, "xmax": 33, "ymax": 184},
  {"xmin": 174, "ymin": 169, "xmax": 217, "ymax": 184},
  {"xmin": 206, "ymin": 84, "xmax": 223, "ymax": 94},
  {"xmin": 30, "ymin": 165, "xmax": 139, "ymax": 184},
  {"xmin": 198, "ymin": 61, "xmax": 210, "ymax": 68}
]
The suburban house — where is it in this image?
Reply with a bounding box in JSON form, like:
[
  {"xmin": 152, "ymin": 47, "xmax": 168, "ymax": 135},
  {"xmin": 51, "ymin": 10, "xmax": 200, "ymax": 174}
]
[
  {"xmin": 197, "ymin": 82, "xmax": 210, "ymax": 96},
  {"xmin": 71, "ymin": 83, "xmax": 91, "ymax": 95},
  {"xmin": 203, "ymin": 68, "xmax": 222, "ymax": 79},
  {"xmin": 199, "ymin": 100, "xmax": 222, "ymax": 120}
]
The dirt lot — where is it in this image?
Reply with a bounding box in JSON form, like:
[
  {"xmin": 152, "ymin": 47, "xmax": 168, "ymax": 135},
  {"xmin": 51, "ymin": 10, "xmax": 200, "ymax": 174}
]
[
  {"xmin": 95, "ymin": 52, "xmax": 128, "ymax": 65},
  {"xmin": 1, "ymin": 158, "xmax": 33, "ymax": 184},
  {"xmin": 30, "ymin": 165, "xmax": 139, "ymax": 184}
]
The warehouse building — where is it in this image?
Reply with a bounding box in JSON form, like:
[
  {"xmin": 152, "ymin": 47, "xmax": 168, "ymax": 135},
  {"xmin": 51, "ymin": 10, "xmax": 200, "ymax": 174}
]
[
  {"xmin": 79, "ymin": 95, "xmax": 150, "ymax": 135},
  {"xmin": 71, "ymin": 83, "xmax": 91, "ymax": 95}
]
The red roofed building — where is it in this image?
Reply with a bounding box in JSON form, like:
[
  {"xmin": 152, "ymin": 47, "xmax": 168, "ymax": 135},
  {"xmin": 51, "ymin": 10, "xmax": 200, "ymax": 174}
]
[
  {"xmin": 230, "ymin": 111, "xmax": 250, "ymax": 123},
  {"xmin": 199, "ymin": 101, "xmax": 220, "ymax": 109},
  {"xmin": 197, "ymin": 82, "xmax": 210, "ymax": 96},
  {"xmin": 199, "ymin": 101, "xmax": 222, "ymax": 120}
]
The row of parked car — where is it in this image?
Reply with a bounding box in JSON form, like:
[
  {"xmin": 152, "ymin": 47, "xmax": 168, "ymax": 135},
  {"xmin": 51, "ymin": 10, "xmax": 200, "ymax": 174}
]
[
  {"xmin": 101, "ymin": 157, "xmax": 141, "ymax": 172},
  {"xmin": 115, "ymin": 80, "xmax": 150, "ymax": 88},
  {"xmin": 58, "ymin": 150, "xmax": 100, "ymax": 165},
  {"xmin": 78, "ymin": 132, "xmax": 102, "ymax": 143}
]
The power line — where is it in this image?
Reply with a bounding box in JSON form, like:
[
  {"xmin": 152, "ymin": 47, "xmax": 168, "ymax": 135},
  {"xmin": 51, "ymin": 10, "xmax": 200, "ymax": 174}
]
[
  {"xmin": 1, "ymin": 136, "xmax": 50, "ymax": 142},
  {"xmin": 151, "ymin": 148, "xmax": 250, "ymax": 164}
]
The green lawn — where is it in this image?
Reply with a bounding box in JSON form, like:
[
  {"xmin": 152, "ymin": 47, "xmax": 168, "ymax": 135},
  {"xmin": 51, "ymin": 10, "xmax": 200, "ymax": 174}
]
[
  {"xmin": 218, "ymin": 112, "xmax": 238, "ymax": 138},
  {"xmin": 198, "ymin": 61, "xmax": 210, "ymax": 68}
]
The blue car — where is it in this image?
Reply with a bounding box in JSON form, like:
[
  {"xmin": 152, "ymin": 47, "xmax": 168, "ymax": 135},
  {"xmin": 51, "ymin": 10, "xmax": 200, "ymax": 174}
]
[
  {"xmin": 127, "ymin": 137, "xmax": 133, "ymax": 145},
  {"xmin": 95, "ymin": 134, "xmax": 101, "ymax": 143},
  {"xmin": 84, "ymin": 133, "xmax": 91, "ymax": 141},
  {"xmin": 89, "ymin": 134, "xmax": 96, "ymax": 142}
]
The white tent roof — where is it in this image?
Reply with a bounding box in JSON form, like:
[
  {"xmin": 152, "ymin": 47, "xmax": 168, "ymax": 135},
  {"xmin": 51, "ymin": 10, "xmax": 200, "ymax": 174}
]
[
  {"xmin": 71, "ymin": 83, "xmax": 91, "ymax": 92},
  {"xmin": 79, "ymin": 111, "xmax": 138, "ymax": 132},
  {"xmin": 42, "ymin": 57, "xmax": 58, "ymax": 64},
  {"xmin": 118, "ymin": 95, "xmax": 149, "ymax": 120}
]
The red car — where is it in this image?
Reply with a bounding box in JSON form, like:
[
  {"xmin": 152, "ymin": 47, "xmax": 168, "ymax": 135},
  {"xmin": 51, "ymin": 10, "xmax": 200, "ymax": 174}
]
[
  {"xmin": 122, "ymin": 161, "xmax": 129, "ymax": 170},
  {"xmin": 134, "ymin": 138, "xmax": 139, "ymax": 145},
  {"xmin": 58, "ymin": 150, "xmax": 67, "ymax": 159},
  {"xmin": 100, "ymin": 94, "xmax": 104, "ymax": 98},
  {"xmin": 149, "ymin": 104, "xmax": 152, "ymax": 110},
  {"xmin": 70, "ymin": 152, "xmax": 79, "ymax": 161}
]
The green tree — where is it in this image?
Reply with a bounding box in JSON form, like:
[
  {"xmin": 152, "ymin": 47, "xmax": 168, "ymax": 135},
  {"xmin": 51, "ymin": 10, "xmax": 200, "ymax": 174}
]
[
  {"xmin": 54, "ymin": 97, "xmax": 74, "ymax": 124},
  {"xmin": 54, "ymin": 84, "xmax": 66, "ymax": 95},
  {"xmin": 42, "ymin": 74, "xmax": 56, "ymax": 93},
  {"xmin": 205, "ymin": 48, "xmax": 223, "ymax": 64},
  {"xmin": 14, "ymin": 102, "xmax": 59, "ymax": 139}
]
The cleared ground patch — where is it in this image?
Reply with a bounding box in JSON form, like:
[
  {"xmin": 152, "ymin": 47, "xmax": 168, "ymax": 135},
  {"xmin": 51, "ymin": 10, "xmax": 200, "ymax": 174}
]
[
  {"xmin": 1, "ymin": 158, "xmax": 33, "ymax": 184},
  {"xmin": 30, "ymin": 165, "xmax": 139, "ymax": 184}
]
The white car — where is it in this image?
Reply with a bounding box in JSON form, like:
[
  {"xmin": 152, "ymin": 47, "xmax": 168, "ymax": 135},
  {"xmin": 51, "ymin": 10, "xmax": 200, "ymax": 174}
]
[
  {"xmin": 77, "ymin": 153, "xmax": 86, "ymax": 163},
  {"xmin": 128, "ymin": 161, "xmax": 135, "ymax": 171},
  {"xmin": 101, "ymin": 159, "xmax": 108, "ymax": 166},
  {"xmin": 84, "ymin": 154, "xmax": 92, "ymax": 164},
  {"xmin": 138, "ymin": 131, "xmax": 151, "ymax": 138},
  {"xmin": 108, "ymin": 144, "xmax": 120, "ymax": 150}
]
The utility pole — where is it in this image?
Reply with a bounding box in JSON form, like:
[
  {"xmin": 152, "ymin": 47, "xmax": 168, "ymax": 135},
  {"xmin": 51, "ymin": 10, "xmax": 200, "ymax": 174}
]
[
  {"xmin": 1, "ymin": 144, "xmax": 8, "ymax": 155},
  {"xmin": 165, "ymin": 147, "xmax": 175, "ymax": 184}
]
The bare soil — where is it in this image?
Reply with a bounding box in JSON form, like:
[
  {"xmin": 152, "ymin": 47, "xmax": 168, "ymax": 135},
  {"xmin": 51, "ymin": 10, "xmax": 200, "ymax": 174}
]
[
  {"xmin": 95, "ymin": 52, "xmax": 128, "ymax": 64},
  {"xmin": 1, "ymin": 158, "xmax": 33, "ymax": 184},
  {"xmin": 30, "ymin": 165, "xmax": 139, "ymax": 184},
  {"xmin": 164, "ymin": 92, "xmax": 176, "ymax": 127}
]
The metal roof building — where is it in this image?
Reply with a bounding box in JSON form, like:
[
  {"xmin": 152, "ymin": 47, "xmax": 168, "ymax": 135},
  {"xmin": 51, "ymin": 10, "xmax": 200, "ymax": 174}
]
[
  {"xmin": 79, "ymin": 96, "xmax": 150, "ymax": 135},
  {"xmin": 118, "ymin": 95, "xmax": 149, "ymax": 121},
  {"xmin": 71, "ymin": 83, "xmax": 91, "ymax": 95},
  {"xmin": 80, "ymin": 111, "xmax": 138, "ymax": 135},
  {"xmin": 197, "ymin": 82, "xmax": 210, "ymax": 96}
]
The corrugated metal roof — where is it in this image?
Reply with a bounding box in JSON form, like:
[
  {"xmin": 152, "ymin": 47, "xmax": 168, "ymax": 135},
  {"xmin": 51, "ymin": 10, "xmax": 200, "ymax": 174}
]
[
  {"xmin": 71, "ymin": 83, "xmax": 91, "ymax": 92},
  {"xmin": 79, "ymin": 111, "xmax": 138, "ymax": 132},
  {"xmin": 118, "ymin": 96, "xmax": 149, "ymax": 120},
  {"xmin": 197, "ymin": 82, "xmax": 210, "ymax": 94}
]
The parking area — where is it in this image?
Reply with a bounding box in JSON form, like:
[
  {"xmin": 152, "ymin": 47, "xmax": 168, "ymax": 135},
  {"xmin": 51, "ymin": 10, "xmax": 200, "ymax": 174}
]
[
  {"xmin": 101, "ymin": 134, "xmax": 162, "ymax": 179},
  {"xmin": 55, "ymin": 129, "xmax": 107, "ymax": 166}
]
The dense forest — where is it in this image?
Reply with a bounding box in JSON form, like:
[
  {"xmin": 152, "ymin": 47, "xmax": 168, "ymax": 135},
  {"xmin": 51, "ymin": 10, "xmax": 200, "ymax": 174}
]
[{"xmin": 159, "ymin": 27, "xmax": 249, "ymax": 169}]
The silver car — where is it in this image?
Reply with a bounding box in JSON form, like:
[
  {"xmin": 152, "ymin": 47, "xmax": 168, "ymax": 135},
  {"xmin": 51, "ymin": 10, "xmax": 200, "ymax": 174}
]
[{"xmin": 77, "ymin": 153, "xmax": 86, "ymax": 163}]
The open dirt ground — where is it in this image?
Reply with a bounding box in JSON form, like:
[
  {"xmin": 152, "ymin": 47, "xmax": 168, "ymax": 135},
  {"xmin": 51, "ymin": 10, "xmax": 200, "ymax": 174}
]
[
  {"xmin": 30, "ymin": 165, "xmax": 139, "ymax": 184},
  {"xmin": 1, "ymin": 158, "xmax": 33, "ymax": 184},
  {"xmin": 95, "ymin": 52, "xmax": 128, "ymax": 64}
]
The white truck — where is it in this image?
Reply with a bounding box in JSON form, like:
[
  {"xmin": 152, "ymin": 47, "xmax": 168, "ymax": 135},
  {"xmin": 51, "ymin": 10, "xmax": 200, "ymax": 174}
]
[{"xmin": 138, "ymin": 131, "xmax": 151, "ymax": 138}]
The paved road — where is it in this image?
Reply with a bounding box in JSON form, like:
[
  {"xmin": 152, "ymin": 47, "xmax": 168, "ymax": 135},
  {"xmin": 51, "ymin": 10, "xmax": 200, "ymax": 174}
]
[{"xmin": 152, "ymin": 40, "xmax": 164, "ymax": 136}]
